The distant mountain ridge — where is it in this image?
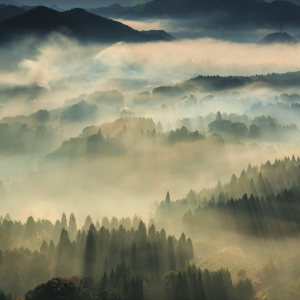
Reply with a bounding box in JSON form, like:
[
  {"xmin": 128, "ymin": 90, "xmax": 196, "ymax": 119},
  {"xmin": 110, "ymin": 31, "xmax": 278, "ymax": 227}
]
[
  {"xmin": 0, "ymin": 6, "xmax": 167, "ymax": 44},
  {"xmin": 0, "ymin": 5, "xmax": 25, "ymax": 22},
  {"xmin": 3, "ymin": 2, "xmax": 300, "ymax": 42},
  {"xmin": 258, "ymin": 32, "xmax": 298, "ymax": 44},
  {"xmin": 119, "ymin": 0, "xmax": 300, "ymax": 31}
]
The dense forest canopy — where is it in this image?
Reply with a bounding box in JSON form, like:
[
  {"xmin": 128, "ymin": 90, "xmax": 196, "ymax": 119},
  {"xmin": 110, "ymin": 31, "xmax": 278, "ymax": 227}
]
[{"xmin": 0, "ymin": 214, "xmax": 257, "ymax": 300}]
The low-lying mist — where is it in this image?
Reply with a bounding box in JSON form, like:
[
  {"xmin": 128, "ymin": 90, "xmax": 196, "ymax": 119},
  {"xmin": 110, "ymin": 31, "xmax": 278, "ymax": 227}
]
[
  {"xmin": 1, "ymin": 123, "xmax": 298, "ymax": 224},
  {"xmin": 0, "ymin": 33, "xmax": 300, "ymax": 224},
  {"xmin": 1, "ymin": 34, "xmax": 300, "ymax": 116}
]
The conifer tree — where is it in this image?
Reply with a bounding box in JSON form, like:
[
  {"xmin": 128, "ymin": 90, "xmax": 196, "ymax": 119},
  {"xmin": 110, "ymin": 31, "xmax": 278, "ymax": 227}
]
[
  {"xmin": 167, "ymin": 236, "xmax": 176, "ymax": 271},
  {"xmin": 165, "ymin": 191, "xmax": 171, "ymax": 204},
  {"xmin": 23, "ymin": 216, "xmax": 37, "ymax": 243},
  {"xmin": 56, "ymin": 228, "xmax": 72, "ymax": 277},
  {"xmin": 61, "ymin": 213, "xmax": 67, "ymax": 230},
  {"xmin": 84, "ymin": 229, "xmax": 97, "ymax": 278},
  {"xmin": 68, "ymin": 213, "xmax": 77, "ymax": 241}
]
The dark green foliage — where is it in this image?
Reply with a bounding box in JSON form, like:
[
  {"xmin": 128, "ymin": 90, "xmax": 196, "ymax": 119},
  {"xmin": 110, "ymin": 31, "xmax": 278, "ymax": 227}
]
[
  {"xmin": 33, "ymin": 109, "xmax": 50, "ymax": 124},
  {"xmin": 159, "ymin": 267, "xmax": 245, "ymax": 300},
  {"xmin": 60, "ymin": 101, "xmax": 98, "ymax": 125},
  {"xmin": 47, "ymin": 127, "xmax": 124, "ymax": 160},
  {"xmin": 216, "ymin": 111, "xmax": 222, "ymax": 121},
  {"xmin": 167, "ymin": 237, "xmax": 176, "ymax": 271},
  {"xmin": 168, "ymin": 127, "xmax": 204, "ymax": 143},
  {"xmin": 25, "ymin": 277, "xmax": 76, "ymax": 300},
  {"xmin": 234, "ymin": 277, "xmax": 255, "ymax": 300},
  {"xmin": 178, "ymin": 112, "xmax": 297, "ymax": 141},
  {"xmin": 0, "ymin": 219, "xmax": 193, "ymax": 295},
  {"xmin": 68, "ymin": 213, "xmax": 77, "ymax": 241},
  {"xmin": 25, "ymin": 276, "xmax": 95, "ymax": 300},
  {"xmin": 165, "ymin": 192, "xmax": 171, "ymax": 205},
  {"xmin": 61, "ymin": 213, "xmax": 67, "ymax": 230},
  {"xmin": 98, "ymin": 289, "xmax": 129, "ymax": 300},
  {"xmin": 157, "ymin": 157, "xmax": 300, "ymax": 232},
  {"xmin": 23, "ymin": 217, "xmax": 37, "ymax": 243},
  {"xmin": 182, "ymin": 187, "xmax": 300, "ymax": 239},
  {"xmin": 208, "ymin": 120, "xmax": 248, "ymax": 139},
  {"xmin": 84, "ymin": 230, "xmax": 97, "ymax": 278},
  {"xmin": 56, "ymin": 229, "xmax": 72, "ymax": 277}
]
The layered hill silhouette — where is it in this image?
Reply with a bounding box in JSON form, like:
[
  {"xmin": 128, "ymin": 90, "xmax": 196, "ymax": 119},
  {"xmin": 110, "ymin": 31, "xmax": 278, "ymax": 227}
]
[
  {"xmin": 0, "ymin": 5, "xmax": 26, "ymax": 22},
  {"xmin": 88, "ymin": 3, "xmax": 129, "ymax": 18},
  {"xmin": 258, "ymin": 32, "xmax": 298, "ymax": 44},
  {"xmin": 119, "ymin": 0, "xmax": 300, "ymax": 30},
  {"xmin": 0, "ymin": 6, "xmax": 167, "ymax": 44}
]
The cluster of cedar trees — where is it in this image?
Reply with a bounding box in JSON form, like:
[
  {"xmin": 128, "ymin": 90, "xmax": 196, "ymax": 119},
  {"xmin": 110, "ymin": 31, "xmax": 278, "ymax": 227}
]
[
  {"xmin": 155, "ymin": 157, "xmax": 300, "ymax": 238},
  {"xmin": 0, "ymin": 219, "xmax": 193, "ymax": 297},
  {"xmin": 183, "ymin": 187, "xmax": 300, "ymax": 239},
  {"xmin": 0, "ymin": 215, "xmax": 255, "ymax": 300},
  {"xmin": 0, "ymin": 213, "xmax": 144, "ymax": 251},
  {"xmin": 157, "ymin": 156, "xmax": 300, "ymax": 213},
  {"xmin": 47, "ymin": 123, "xmax": 220, "ymax": 161}
]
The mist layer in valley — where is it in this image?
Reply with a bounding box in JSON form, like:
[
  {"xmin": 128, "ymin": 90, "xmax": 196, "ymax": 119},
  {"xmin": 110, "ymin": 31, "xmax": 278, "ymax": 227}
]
[
  {"xmin": 0, "ymin": 32, "xmax": 300, "ymax": 221},
  {"xmin": 1, "ymin": 6, "xmax": 300, "ymax": 299}
]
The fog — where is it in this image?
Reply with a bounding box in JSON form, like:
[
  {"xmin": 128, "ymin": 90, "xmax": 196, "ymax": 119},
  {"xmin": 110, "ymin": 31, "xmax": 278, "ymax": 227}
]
[
  {"xmin": 0, "ymin": 34, "xmax": 299, "ymax": 223},
  {"xmin": 1, "ymin": 26, "xmax": 300, "ymax": 299},
  {"xmin": 1, "ymin": 34, "xmax": 300, "ymax": 114}
]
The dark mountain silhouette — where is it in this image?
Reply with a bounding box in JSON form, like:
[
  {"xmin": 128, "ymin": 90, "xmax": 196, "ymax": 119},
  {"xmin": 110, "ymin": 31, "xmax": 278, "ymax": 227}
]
[
  {"xmin": 0, "ymin": 5, "xmax": 25, "ymax": 22},
  {"xmin": 259, "ymin": 32, "xmax": 298, "ymax": 44},
  {"xmin": 88, "ymin": 3, "xmax": 130, "ymax": 18},
  {"xmin": 119, "ymin": 0, "xmax": 300, "ymax": 30},
  {"xmin": 141, "ymin": 30, "xmax": 176, "ymax": 40},
  {"xmin": 0, "ymin": 6, "xmax": 167, "ymax": 44}
]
